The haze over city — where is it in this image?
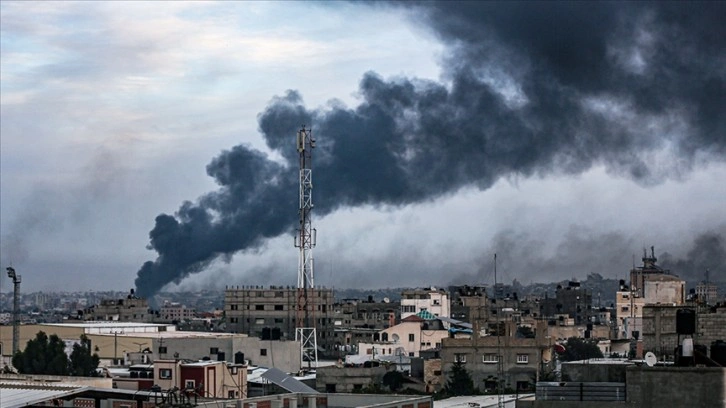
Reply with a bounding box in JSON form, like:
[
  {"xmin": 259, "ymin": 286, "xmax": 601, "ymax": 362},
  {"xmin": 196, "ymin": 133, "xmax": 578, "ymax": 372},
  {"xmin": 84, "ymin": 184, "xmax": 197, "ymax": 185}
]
[{"xmin": 1, "ymin": 2, "xmax": 724, "ymax": 295}]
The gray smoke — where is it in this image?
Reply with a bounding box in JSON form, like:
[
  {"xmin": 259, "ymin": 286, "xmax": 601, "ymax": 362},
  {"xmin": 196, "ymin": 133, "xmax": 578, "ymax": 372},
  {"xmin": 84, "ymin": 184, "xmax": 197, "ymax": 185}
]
[
  {"xmin": 135, "ymin": 2, "xmax": 726, "ymax": 297},
  {"xmin": 660, "ymin": 229, "xmax": 726, "ymax": 283}
]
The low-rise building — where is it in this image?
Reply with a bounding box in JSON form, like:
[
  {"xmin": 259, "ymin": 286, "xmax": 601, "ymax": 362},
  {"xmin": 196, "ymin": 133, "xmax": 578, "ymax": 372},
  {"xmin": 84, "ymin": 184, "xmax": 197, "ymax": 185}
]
[
  {"xmin": 154, "ymin": 359, "xmax": 246, "ymax": 399},
  {"xmin": 440, "ymin": 320, "xmax": 551, "ymax": 393}
]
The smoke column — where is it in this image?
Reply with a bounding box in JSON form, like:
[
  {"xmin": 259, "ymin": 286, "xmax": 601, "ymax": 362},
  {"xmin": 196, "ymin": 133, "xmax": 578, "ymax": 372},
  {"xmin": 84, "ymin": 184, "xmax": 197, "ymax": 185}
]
[{"xmin": 135, "ymin": 2, "xmax": 726, "ymax": 297}]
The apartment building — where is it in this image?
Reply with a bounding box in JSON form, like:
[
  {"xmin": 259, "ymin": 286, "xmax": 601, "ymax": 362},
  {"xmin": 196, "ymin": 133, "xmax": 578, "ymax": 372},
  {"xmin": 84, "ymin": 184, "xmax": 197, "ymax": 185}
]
[
  {"xmin": 401, "ymin": 287, "xmax": 450, "ymax": 320},
  {"xmin": 224, "ymin": 286, "xmax": 336, "ymax": 355}
]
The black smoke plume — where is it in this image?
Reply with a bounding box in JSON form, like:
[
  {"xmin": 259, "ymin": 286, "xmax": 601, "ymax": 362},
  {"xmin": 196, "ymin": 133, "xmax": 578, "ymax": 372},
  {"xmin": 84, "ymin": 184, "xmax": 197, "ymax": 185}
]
[
  {"xmin": 135, "ymin": 2, "xmax": 726, "ymax": 297},
  {"xmin": 660, "ymin": 230, "xmax": 726, "ymax": 284}
]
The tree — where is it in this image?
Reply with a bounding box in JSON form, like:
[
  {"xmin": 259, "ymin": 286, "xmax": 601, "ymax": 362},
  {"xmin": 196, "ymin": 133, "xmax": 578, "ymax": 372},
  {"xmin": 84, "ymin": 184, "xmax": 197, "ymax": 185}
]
[
  {"xmin": 382, "ymin": 370, "xmax": 405, "ymax": 392},
  {"xmin": 69, "ymin": 335, "xmax": 100, "ymax": 376},
  {"xmin": 12, "ymin": 331, "xmax": 69, "ymax": 375},
  {"xmin": 444, "ymin": 361, "xmax": 476, "ymax": 396},
  {"xmin": 559, "ymin": 337, "xmax": 604, "ymax": 361}
]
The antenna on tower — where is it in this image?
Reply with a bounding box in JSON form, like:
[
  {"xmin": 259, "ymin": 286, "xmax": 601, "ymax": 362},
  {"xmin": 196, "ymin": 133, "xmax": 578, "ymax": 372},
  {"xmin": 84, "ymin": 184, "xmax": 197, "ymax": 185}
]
[{"xmin": 294, "ymin": 125, "xmax": 318, "ymax": 370}]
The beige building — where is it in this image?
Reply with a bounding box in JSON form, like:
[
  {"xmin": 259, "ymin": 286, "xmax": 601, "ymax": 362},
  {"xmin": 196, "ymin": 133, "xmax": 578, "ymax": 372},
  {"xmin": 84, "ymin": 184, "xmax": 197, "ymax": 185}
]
[
  {"xmin": 615, "ymin": 290, "xmax": 645, "ymax": 340},
  {"xmin": 83, "ymin": 290, "xmax": 153, "ymax": 322},
  {"xmin": 159, "ymin": 301, "xmax": 196, "ymax": 323},
  {"xmin": 0, "ymin": 321, "xmax": 300, "ymax": 373},
  {"xmin": 0, "ymin": 322, "xmax": 173, "ymax": 367},
  {"xmin": 644, "ymin": 276, "xmax": 685, "ymax": 305},
  {"xmin": 356, "ymin": 315, "xmax": 449, "ymax": 359}
]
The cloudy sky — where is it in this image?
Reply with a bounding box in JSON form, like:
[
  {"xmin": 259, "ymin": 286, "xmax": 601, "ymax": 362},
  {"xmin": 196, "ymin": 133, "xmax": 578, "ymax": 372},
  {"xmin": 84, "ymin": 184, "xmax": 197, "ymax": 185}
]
[{"xmin": 1, "ymin": 2, "xmax": 724, "ymax": 296}]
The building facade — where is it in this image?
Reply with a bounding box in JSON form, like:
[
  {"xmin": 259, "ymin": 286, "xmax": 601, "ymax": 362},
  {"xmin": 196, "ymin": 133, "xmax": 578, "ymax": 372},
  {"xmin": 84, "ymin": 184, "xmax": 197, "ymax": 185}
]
[
  {"xmin": 440, "ymin": 321, "xmax": 551, "ymax": 392},
  {"xmin": 224, "ymin": 286, "xmax": 335, "ymax": 355},
  {"xmin": 400, "ymin": 287, "xmax": 450, "ymax": 321}
]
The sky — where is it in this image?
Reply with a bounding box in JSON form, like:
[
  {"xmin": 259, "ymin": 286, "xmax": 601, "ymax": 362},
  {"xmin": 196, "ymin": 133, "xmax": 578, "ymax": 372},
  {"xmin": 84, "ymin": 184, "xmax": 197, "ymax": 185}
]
[{"xmin": 1, "ymin": 1, "xmax": 724, "ymax": 297}]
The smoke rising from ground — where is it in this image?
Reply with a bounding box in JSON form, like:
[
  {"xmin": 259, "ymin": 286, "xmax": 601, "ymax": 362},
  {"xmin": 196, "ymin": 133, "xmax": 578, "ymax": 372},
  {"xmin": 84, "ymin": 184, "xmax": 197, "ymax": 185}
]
[{"xmin": 135, "ymin": 2, "xmax": 726, "ymax": 297}]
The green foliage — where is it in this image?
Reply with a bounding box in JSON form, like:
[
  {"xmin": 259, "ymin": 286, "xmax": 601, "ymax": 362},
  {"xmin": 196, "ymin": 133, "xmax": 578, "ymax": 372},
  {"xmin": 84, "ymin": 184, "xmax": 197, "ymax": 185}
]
[
  {"xmin": 560, "ymin": 336, "xmax": 604, "ymax": 361},
  {"xmin": 12, "ymin": 331, "xmax": 69, "ymax": 375},
  {"xmin": 69, "ymin": 335, "xmax": 100, "ymax": 376},
  {"xmin": 12, "ymin": 331, "xmax": 100, "ymax": 377},
  {"xmin": 444, "ymin": 361, "xmax": 476, "ymax": 396},
  {"xmin": 382, "ymin": 370, "xmax": 404, "ymax": 392}
]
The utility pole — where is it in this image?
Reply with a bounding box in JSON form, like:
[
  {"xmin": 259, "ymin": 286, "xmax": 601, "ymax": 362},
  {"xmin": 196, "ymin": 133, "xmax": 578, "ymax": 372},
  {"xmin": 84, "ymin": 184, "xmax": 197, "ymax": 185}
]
[
  {"xmin": 6, "ymin": 267, "xmax": 21, "ymax": 356},
  {"xmin": 294, "ymin": 125, "xmax": 318, "ymax": 370}
]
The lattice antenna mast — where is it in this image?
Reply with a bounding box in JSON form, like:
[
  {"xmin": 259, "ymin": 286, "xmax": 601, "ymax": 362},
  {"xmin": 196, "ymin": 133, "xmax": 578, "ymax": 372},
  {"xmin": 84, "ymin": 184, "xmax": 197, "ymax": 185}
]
[{"xmin": 294, "ymin": 125, "xmax": 318, "ymax": 369}]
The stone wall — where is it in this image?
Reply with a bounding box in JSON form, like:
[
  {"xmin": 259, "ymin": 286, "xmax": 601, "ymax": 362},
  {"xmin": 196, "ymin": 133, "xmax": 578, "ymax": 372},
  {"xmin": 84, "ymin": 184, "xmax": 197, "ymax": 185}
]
[
  {"xmin": 625, "ymin": 366, "xmax": 726, "ymax": 408},
  {"xmin": 698, "ymin": 312, "xmax": 726, "ymax": 347}
]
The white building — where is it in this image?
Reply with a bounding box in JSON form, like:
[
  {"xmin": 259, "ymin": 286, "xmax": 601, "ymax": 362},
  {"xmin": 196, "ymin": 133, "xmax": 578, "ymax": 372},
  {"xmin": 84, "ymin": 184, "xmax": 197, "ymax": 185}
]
[{"xmin": 400, "ymin": 287, "xmax": 450, "ymax": 321}]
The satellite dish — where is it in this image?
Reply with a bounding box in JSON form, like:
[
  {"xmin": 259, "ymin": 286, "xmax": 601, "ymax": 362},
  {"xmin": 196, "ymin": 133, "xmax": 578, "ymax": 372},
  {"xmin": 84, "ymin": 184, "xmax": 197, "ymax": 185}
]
[{"xmin": 645, "ymin": 352, "xmax": 657, "ymax": 367}]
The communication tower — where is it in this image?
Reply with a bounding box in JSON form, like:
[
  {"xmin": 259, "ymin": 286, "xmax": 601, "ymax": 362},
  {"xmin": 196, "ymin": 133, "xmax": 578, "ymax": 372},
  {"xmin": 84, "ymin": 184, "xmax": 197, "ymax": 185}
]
[{"xmin": 294, "ymin": 125, "xmax": 318, "ymax": 369}]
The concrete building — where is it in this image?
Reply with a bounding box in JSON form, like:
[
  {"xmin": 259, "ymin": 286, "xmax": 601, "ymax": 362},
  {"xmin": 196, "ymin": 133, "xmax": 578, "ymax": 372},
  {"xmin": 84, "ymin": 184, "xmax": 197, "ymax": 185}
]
[
  {"xmin": 159, "ymin": 300, "xmax": 196, "ymax": 323},
  {"xmin": 0, "ymin": 321, "xmax": 175, "ymax": 367},
  {"xmin": 83, "ymin": 289, "xmax": 153, "ymax": 322},
  {"xmin": 614, "ymin": 289, "xmax": 645, "ymax": 340},
  {"xmin": 449, "ymin": 285, "xmax": 489, "ymax": 322},
  {"xmin": 147, "ymin": 332, "xmax": 301, "ymax": 374},
  {"xmin": 400, "ymin": 287, "xmax": 450, "ymax": 321},
  {"xmin": 629, "ymin": 247, "xmax": 676, "ymax": 298},
  {"xmin": 316, "ymin": 364, "xmax": 388, "ymax": 393},
  {"xmin": 440, "ymin": 320, "xmax": 551, "ymax": 393},
  {"xmin": 641, "ymin": 304, "xmax": 695, "ymax": 360},
  {"xmin": 519, "ymin": 365, "xmax": 726, "ymax": 408},
  {"xmin": 355, "ymin": 315, "xmax": 449, "ymax": 359},
  {"xmin": 154, "ymin": 359, "xmax": 246, "ymax": 399},
  {"xmin": 330, "ymin": 297, "xmax": 400, "ymax": 358},
  {"xmin": 0, "ymin": 321, "xmax": 301, "ymax": 374},
  {"xmin": 643, "ymin": 276, "xmax": 685, "ymax": 305},
  {"xmin": 224, "ymin": 286, "xmax": 336, "ymax": 355},
  {"xmin": 696, "ymin": 281, "xmax": 719, "ymax": 305},
  {"xmin": 540, "ymin": 281, "xmax": 592, "ymax": 325}
]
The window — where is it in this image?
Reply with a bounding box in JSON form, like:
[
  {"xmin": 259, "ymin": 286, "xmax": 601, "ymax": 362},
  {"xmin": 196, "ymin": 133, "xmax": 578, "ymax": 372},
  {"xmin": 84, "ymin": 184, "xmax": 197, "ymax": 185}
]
[
  {"xmin": 255, "ymin": 318, "xmax": 264, "ymax": 324},
  {"xmin": 185, "ymin": 380, "xmax": 195, "ymax": 389},
  {"xmin": 275, "ymin": 305, "xmax": 284, "ymax": 311},
  {"xmin": 230, "ymin": 304, "xmax": 238, "ymax": 310},
  {"xmin": 408, "ymin": 333, "xmax": 415, "ymax": 342},
  {"xmin": 455, "ymin": 353, "xmax": 467, "ymax": 363},
  {"xmin": 230, "ymin": 317, "xmax": 238, "ymax": 323},
  {"xmin": 159, "ymin": 368, "xmax": 172, "ymax": 379},
  {"xmin": 402, "ymin": 305, "xmax": 416, "ymax": 313},
  {"xmin": 210, "ymin": 347, "xmax": 219, "ymax": 354},
  {"xmin": 483, "ymin": 354, "xmax": 499, "ymax": 363},
  {"xmin": 274, "ymin": 318, "xmax": 283, "ymax": 323},
  {"xmin": 260, "ymin": 349, "xmax": 267, "ymax": 356},
  {"xmin": 158, "ymin": 346, "xmax": 167, "ymax": 354},
  {"xmin": 255, "ymin": 305, "xmax": 264, "ymax": 310},
  {"xmin": 517, "ymin": 354, "xmax": 529, "ymax": 364},
  {"xmin": 326, "ymin": 383, "xmax": 336, "ymax": 392}
]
